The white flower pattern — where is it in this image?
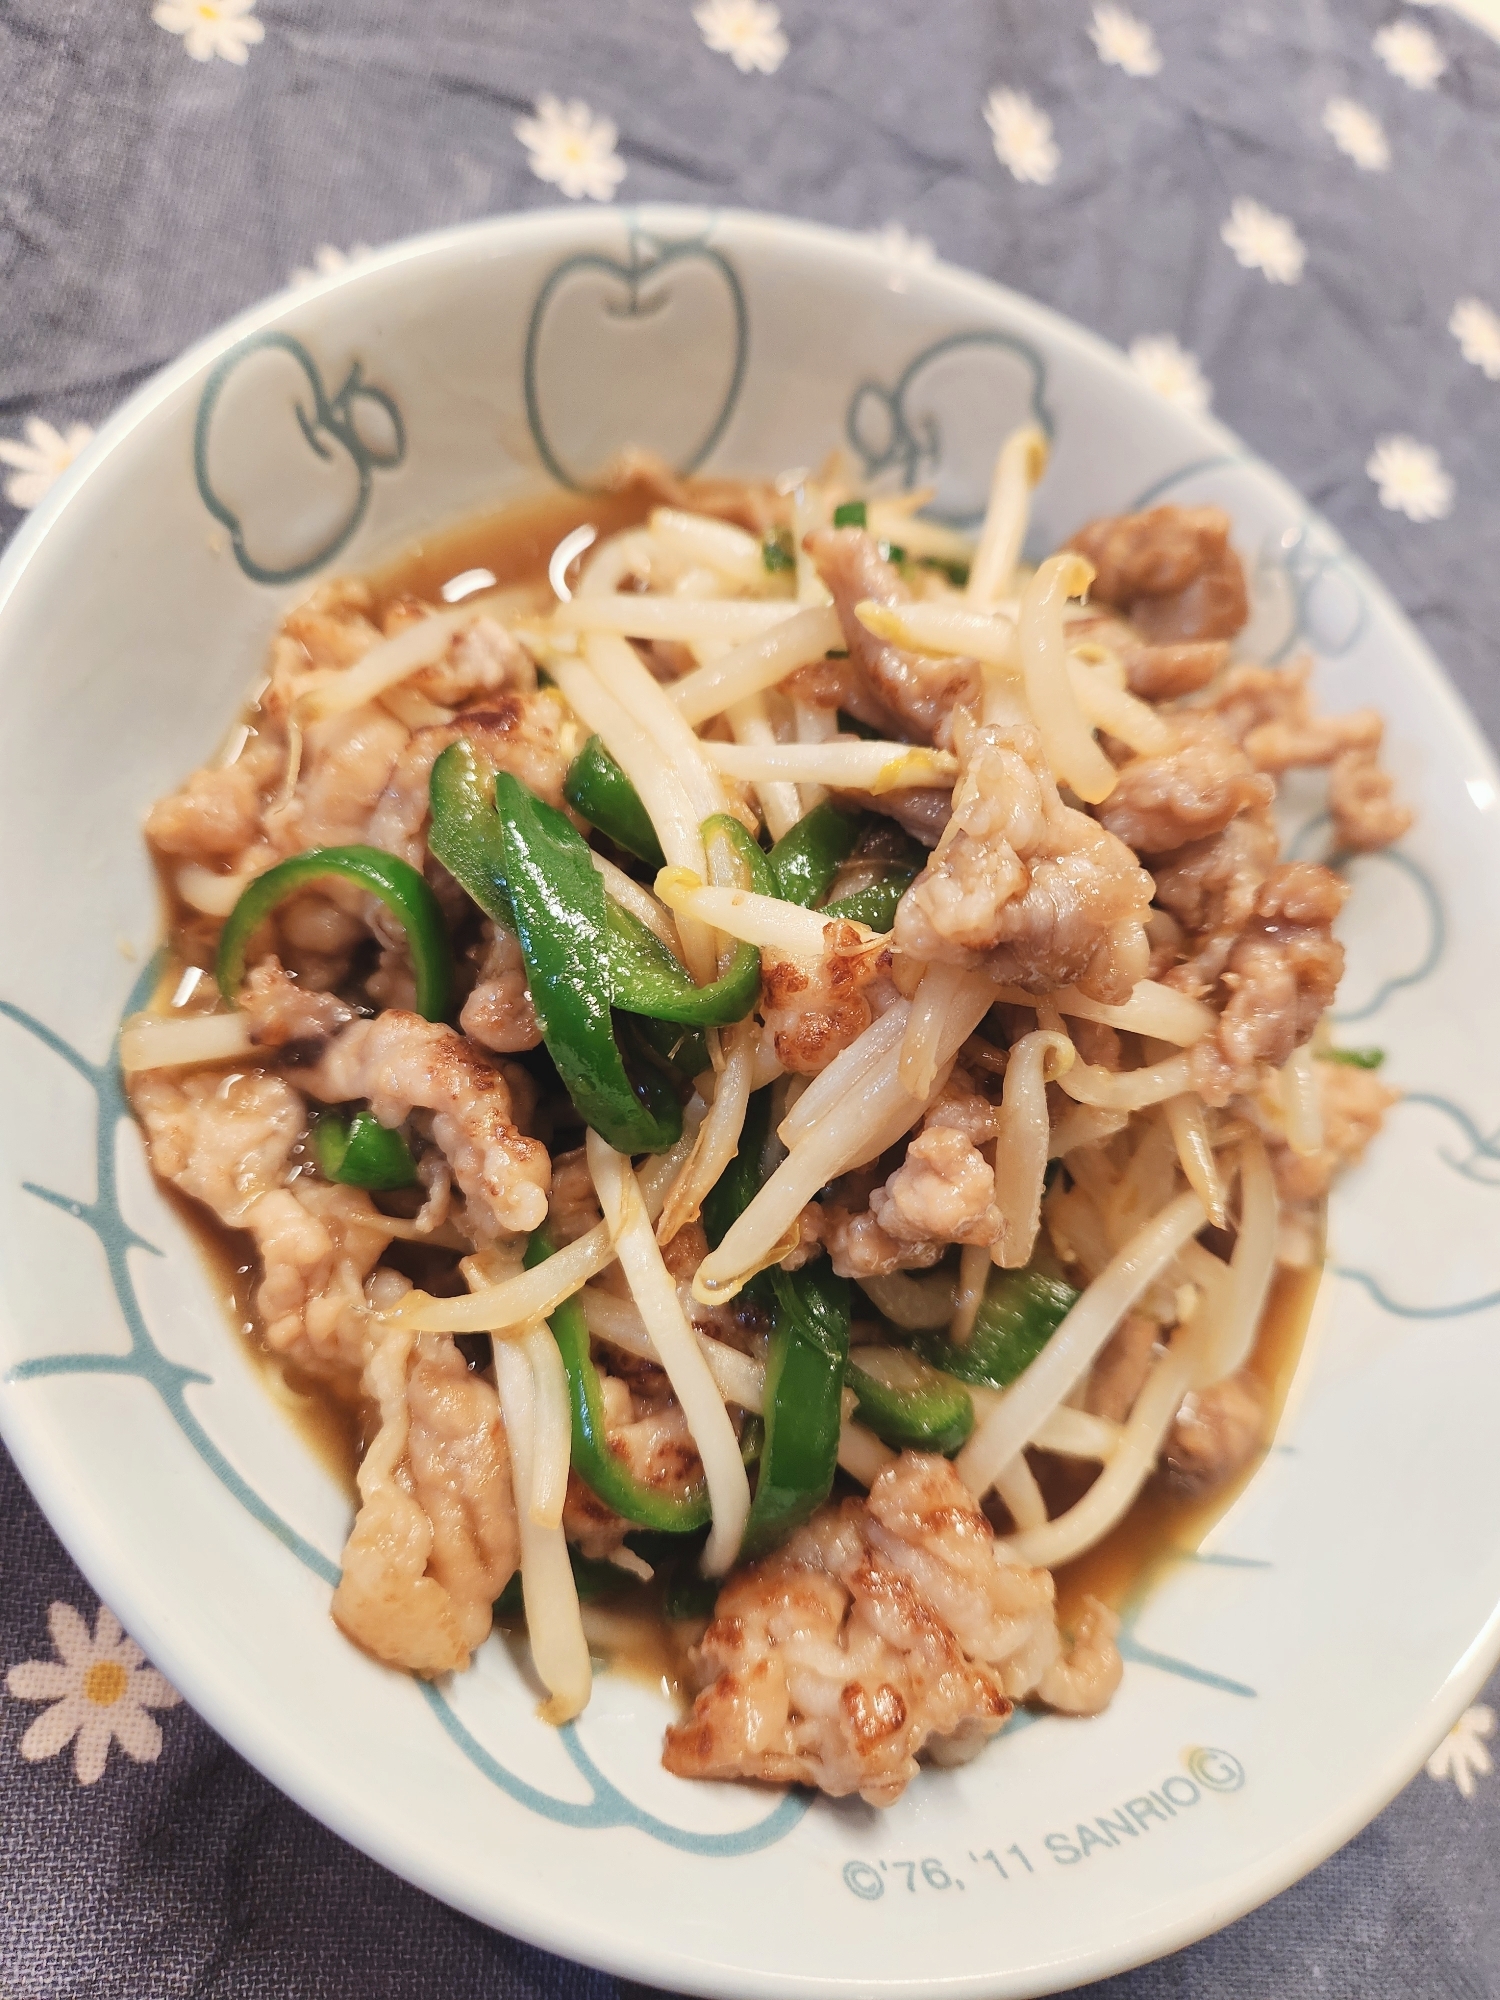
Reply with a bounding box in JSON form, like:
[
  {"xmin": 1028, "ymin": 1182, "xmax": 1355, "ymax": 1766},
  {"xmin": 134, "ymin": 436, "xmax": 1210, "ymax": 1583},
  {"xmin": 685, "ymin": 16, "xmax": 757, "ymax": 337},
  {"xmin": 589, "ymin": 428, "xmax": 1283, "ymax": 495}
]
[
  {"xmin": 693, "ymin": 0, "xmax": 788, "ymax": 75},
  {"xmin": 1088, "ymin": 4, "xmax": 1162, "ymax": 78},
  {"xmin": 865, "ymin": 222, "xmax": 936, "ymax": 292},
  {"xmin": 0, "ymin": 416, "xmax": 95, "ymax": 511},
  {"xmin": 5, "ymin": 1601, "xmax": 182, "ymax": 1785},
  {"xmin": 1128, "ymin": 334, "xmax": 1212, "ymax": 414},
  {"xmin": 151, "ymin": 0, "xmax": 264, "ymax": 65},
  {"xmin": 1220, "ymin": 197, "xmax": 1306, "ymax": 285},
  {"xmin": 984, "ymin": 89, "xmax": 1059, "ymax": 186},
  {"xmin": 514, "ymin": 95, "xmax": 626, "ymax": 203},
  {"xmin": 1373, "ymin": 18, "xmax": 1447, "ymax": 89},
  {"xmin": 1366, "ymin": 434, "xmax": 1454, "ymax": 522},
  {"xmin": 1450, "ymin": 297, "xmax": 1500, "ymax": 380},
  {"xmin": 289, "ymin": 242, "xmax": 374, "ymax": 289},
  {"xmin": 1427, "ymin": 1705, "xmax": 1495, "ymax": 1798},
  {"xmin": 1322, "ymin": 97, "xmax": 1390, "ymax": 172}
]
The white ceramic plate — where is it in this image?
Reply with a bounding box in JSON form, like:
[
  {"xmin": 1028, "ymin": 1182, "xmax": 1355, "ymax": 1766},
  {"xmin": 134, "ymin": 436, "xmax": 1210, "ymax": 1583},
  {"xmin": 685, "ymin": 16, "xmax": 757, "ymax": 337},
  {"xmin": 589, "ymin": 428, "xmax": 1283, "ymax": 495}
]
[{"xmin": 1, "ymin": 208, "xmax": 1497, "ymax": 1999}]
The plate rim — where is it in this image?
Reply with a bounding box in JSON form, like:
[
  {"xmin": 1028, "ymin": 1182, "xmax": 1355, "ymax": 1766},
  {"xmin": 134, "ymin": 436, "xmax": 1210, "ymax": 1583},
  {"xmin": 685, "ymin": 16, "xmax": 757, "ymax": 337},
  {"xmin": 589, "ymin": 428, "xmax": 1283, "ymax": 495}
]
[{"xmin": 0, "ymin": 200, "xmax": 1497, "ymax": 2000}]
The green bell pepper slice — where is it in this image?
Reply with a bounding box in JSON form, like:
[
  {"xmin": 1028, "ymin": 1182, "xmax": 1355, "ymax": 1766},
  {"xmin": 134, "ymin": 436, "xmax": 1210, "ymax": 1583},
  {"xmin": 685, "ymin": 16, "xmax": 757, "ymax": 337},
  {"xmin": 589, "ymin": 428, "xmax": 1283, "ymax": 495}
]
[
  {"xmin": 216, "ymin": 844, "xmax": 453, "ymax": 1022},
  {"xmin": 526, "ymin": 1230, "xmax": 712, "ymax": 1534},
  {"xmin": 431, "ymin": 742, "xmax": 758, "ymax": 1029},
  {"xmin": 314, "ymin": 1109, "xmax": 420, "ymax": 1191},
  {"xmin": 740, "ymin": 1264, "xmax": 850, "ymax": 1561},
  {"xmin": 563, "ymin": 736, "xmax": 666, "ymax": 869},
  {"xmin": 914, "ymin": 1269, "xmax": 1079, "ymax": 1388},
  {"xmin": 847, "ymin": 1347, "xmax": 974, "ymax": 1456},
  {"xmin": 822, "ymin": 870, "xmax": 916, "ymax": 931},
  {"xmin": 495, "ymin": 770, "xmax": 681, "ymax": 1155},
  {"xmin": 767, "ymin": 801, "xmax": 859, "ymax": 908}
]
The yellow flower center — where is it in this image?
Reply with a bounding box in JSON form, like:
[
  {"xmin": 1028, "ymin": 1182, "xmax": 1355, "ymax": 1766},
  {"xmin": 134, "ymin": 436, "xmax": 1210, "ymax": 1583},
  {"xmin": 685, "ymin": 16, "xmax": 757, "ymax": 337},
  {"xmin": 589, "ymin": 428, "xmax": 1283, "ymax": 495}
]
[
  {"xmin": 83, "ymin": 1660, "xmax": 129, "ymax": 1707},
  {"xmin": 198, "ymin": 4, "xmax": 222, "ymax": 19}
]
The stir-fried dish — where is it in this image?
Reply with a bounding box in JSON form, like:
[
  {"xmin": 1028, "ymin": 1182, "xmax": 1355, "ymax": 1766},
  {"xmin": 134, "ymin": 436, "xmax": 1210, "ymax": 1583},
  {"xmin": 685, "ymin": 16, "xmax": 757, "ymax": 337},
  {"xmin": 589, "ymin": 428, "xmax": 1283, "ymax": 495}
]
[{"xmin": 125, "ymin": 434, "xmax": 1406, "ymax": 1806}]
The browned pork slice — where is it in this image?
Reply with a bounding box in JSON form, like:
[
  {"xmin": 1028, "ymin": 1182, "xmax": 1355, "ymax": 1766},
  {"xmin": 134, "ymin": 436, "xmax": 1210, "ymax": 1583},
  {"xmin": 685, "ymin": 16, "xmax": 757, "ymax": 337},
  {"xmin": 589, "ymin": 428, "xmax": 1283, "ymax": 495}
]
[
  {"xmin": 299, "ymin": 1011, "xmax": 550, "ymax": 1237},
  {"xmin": 1206, "ymin": 658, "xmax": 1412, "ymax": 853},
  {"xmin": 1163, "ymin": 1370, "xmax": 1267, "ymax": 1494},
  {"xmin": 1152, "ymin": 806, "xmax": 1282, "ymax": 995},
  {"xmin": 894, "ymin": 720, "xmax": 1154, "ymax": 1003},
  {"xmin": 365, "ymin": 695, "xmax": 572, "ymax": 869},
  {"xmin": 333, "ymin": 1327, "xmax": 519, "ymax": 1674},
  {"xmin": 129, "ymin": 1068, "xmax": 392, "ymax": 1382},
  {"xmin": 1095, "ymin": 717, "xmax": 1275, "ymax": 857},
  {"xmin": 806, "ymin": 527, "xmax": 980, "ymax": 747},
  {"xmin": 759, "ymin": 924, "xmax": 890, "ymax": 1075},
  {"xmin": 1187, "ymin": 861, "xmax": 1347, "ymax": 1101},
  {"xmin": 1122, "ymin": 639, "xmax": 1229, "ymax": 702},
  {"xmin": 663, "ymin": 1454, "xmax": 1121, "ymax": 1805},
  {"xmin": 1067, "ymin": 504, "xmax": 1249, "ymax": 644},
  {"xmin": 460, "ymin": 923, "xmax": 543, "ymax": 1053},
  {"xmin": 1265, "ymin": 1057, "xmax": 1399, "ymax": 1204}
]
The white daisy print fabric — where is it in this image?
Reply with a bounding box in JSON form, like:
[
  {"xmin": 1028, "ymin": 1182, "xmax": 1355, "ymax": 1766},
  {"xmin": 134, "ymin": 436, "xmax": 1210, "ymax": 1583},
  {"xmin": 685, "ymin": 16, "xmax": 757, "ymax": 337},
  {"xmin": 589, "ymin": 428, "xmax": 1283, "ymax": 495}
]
[
  {"xmin": 514, "ymin": 95, "xmax": 626, "ymax": 202},
  {"xmin": 1427, "ymin": 1706, "xmax": 1496, "ymax": 1798},
  {"xmin": 1373, "ymin": 17, "xmax": 1447, "ymax": 88},
  {"xmin": 984, "ymin": 88, "xmax": 1059, "ymax": 186},
  {"xmin": 1128, "ymin": 334, "xmax": 1211, "ymax": 413},
  {"xmin": 1366, "ymin": 435, "xmax": 1455, "ymax": 521},
  {"xmin": 1088, "ymin": 4, "xmax": 1162, "ymax": 78},
  {"xmin": 151, "ymin": 0, "xmax": 264, "ymax": 65},
  {"xmin": 6, "ymin": 1602, "xmax": 182, "ymax": 1785},
  {"xmin": 1322, "ymin": 97, "xmax": 1390, "ymax": 171},
  {"xmin": 289, "ymin": 243, "xmax": 374, "ymax": 288},
  {"xmin": 1451, "ymin": 297, "xmax": 1500, "ymax": 379},
  {"xmin": 693, "ymin": 0, "xmax": 788, "ymax": 75},
  {"xmin": 0, "ymin": 417, "xmax": 95, "ymax": 510},
  {"xmin": 1220, "ymin": 197, "xmax": 1306, "ymax": 284}
]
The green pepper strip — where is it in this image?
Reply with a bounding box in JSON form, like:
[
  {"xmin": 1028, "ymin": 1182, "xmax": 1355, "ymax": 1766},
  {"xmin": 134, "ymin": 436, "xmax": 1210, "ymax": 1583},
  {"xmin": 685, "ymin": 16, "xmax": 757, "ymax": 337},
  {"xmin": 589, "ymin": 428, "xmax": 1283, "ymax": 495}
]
[
  {"xmin": 767, "ymin": 801, "xmax": 860, "ymax": 908},
  {"xmin": 431, "ymin": 742, "xmax": 758, "ymax": 1028},
  {"xmin": 314, "ymin": 1110, "xmax": 419, "ymax": 1190},
  {"xmin": 702, "ymin": 812, "xmax": 776, "ymax": 897},
  {"xmin": 846, "ymin": 1350, "xmax": 973, "ymax": 1456},
  {"xmin": 741, "ymin": 1264, "xmax": 850, "ymax": 1561},
  {"xmin": 822, "ymin": 870, "xmax": 916, "ymax": 931},
  {"xmin": 914, "ymin": 1269, "xmax": 1079, "ymax": 1389},
  {"xmin": 216, "ymin": 845, "xmax": 453, "ymax": 1022},
  {"xmin": 494, "ymin": 770, "xmax": 680, "ymax": 1155},
  {"xmin": 526, "ymin": 1229, "xmax": 711, "ymax": 1534},
  {"xmin": 563, "ymin": 736, "xmax": 666, "ymax": 870}
]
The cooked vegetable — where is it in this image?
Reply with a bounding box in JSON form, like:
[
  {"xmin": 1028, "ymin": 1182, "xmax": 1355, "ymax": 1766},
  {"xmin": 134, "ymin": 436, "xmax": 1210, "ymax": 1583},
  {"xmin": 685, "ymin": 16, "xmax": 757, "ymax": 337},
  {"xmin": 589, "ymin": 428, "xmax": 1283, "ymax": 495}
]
[
  {"xmin": 1322, "ymin": 1046, "xmax": 1386, "ymax": 1070},
  {"xmin": 313, "ymin": 1110, "xmax": 419, "ymax": 1191},
  {"xmin": 740, "ymin": 1265, "xmax": 850, "ymax": 1560},
  {"xmin": 563, "ymin": 735, "xmax": 666, "ymax": 869},
  {"xmin": 822, "ymin": 870, "xmax": 916, "ymax": 930},
  {"xmin": 832, "ymin": 499, "xmax": 867, "ymax": 529},
  {"xmin": 847, "ymin": 1346, "xmax": 974, "ymax": 1456},
  {"xmin": 216, "ymin": 845, "xmax": 452, "ymax": 1021},
  {"xmin": 767, "ymin": 801, "xmax": 860, "ymax": 908},
  {"xmin": 433, "ymin": 741, "xmax": 757, "ymax": 1031},
  {"xmin": 495, "ymin": 771, "xmax": 681, "ymax": 1155},
  {"xmin": 528, "ymin": 1230, "xmax": 712, "ymax": 1534},
  {"xmin": 495, "ymin": 1546, "xmax": 635, "ymax": 1618},
  {"xmin": 916, "ymin": 1270, "xmax": 1079, "ymax": 1389},
  {"xmin": 761, "ymin": 529, "xmax": 796, "ymax": 575}
]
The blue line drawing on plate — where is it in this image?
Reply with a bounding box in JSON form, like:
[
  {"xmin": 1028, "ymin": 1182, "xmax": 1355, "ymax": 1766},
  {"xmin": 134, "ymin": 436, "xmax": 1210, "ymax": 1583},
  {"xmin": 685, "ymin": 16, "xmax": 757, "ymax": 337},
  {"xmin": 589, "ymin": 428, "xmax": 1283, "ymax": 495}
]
[
  {"xmin": 846, "ymin": 330, "xmax": 1053, "ymax": 524},
  {"xmin": 195, "ymin": 331, "xmax": 406, "ymax": 587},
  {"xmin": 1333, "ymin": 1093, "xmax": 1500, "ymax": 1319},
  {"xmin": 524, "ymin": 221, "xmax": 748, "ymax": 492},
  {"xmin": 422, "ymin": 1685, "xmax": 807, "ymax": 1852},
  {"xmin": 1289, "ymin": 816, "xmax": 1444, "ymax": 1023},
  {"xmin": 1126, "ymin": 459, "xmax": 1368, "ymax": 665},
  {"xmin": 0, "ymin": 974, "xmax": 802, "ymax": 1856}
]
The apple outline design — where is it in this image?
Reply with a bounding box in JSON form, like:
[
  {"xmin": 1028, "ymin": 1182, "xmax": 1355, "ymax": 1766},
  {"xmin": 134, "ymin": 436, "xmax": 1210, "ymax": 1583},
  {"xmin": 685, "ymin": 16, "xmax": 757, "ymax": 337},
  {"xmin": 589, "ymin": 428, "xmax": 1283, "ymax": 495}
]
[
  {"xmin": 845, "ymin": 328, "xmax": 1054, "ymax": 525},
  {"xmin": 193, "ymin": 331, "xmax": 407, "ymax": 587},
  {"xmin": 522, "ymin": 223, "xmax": 748, "ymax": 492}
]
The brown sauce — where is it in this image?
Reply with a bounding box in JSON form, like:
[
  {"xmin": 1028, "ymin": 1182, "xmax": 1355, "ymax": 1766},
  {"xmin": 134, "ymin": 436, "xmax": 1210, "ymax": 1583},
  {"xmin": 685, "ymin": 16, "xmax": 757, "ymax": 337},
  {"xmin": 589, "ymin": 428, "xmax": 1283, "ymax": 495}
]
[
  {"xmin": 1054, "ymin": 1259, "xmax": 1322, "ymax": 1626},
  {"xmin": 147, "ymin": 485, "xmax": 1326, "ymax": 1691}
]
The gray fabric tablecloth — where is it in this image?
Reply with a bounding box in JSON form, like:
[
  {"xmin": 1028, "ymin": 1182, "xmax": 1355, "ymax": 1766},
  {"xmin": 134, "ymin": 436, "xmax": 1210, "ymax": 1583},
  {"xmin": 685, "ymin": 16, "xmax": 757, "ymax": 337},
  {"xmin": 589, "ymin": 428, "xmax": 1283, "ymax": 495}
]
[{"xmin": 2, "ymin": 2, "xmax": 1498, "ymax": 1993}]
